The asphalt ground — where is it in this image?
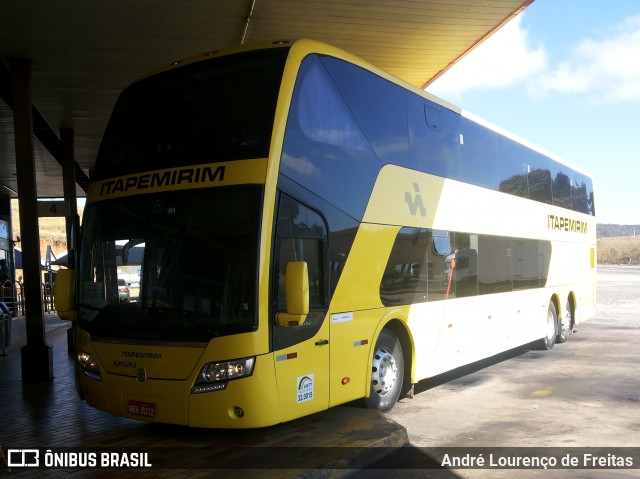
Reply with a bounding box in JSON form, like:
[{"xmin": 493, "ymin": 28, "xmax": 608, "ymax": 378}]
[{"xmin": 360, "ymin": 265, "xmax": 640, "ymax": 478}]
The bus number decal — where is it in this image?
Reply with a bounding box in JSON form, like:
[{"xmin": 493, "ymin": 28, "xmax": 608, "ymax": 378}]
[
  {"xmin": 296, "ymin": 374, "xmax": 314, "ymax": 404},
  {"xmin": 331, "ymin": 312, "xmax": 353, "ymax": 323}
]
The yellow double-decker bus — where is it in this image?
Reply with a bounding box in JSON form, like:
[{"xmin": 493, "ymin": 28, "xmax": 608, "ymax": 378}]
[{"xmin": 55, "ymin": 39, "xmax": 596, "ymax": 428}]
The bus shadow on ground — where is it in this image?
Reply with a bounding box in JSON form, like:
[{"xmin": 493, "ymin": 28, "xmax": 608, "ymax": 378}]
[
  {"xmin": 413, "ymin": 342, "xmax": 536, "ymax": 396},
  {"xmin": 347, "ymin": 344, "xmax": 543, "ymax": 477}
]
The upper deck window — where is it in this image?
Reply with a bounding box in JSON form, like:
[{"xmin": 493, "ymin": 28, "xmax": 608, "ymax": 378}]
[{"xmin": 93, "ymin": 48, "xmax": 289, "ymax": 181}]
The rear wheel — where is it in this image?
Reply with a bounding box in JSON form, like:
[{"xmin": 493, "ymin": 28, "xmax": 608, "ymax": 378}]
[
  {"xmin": 558, "ymin": 297, "xmax": 573, "ymax": 343},
  {"xmin": 365, "ymin": 329, "xmax": 404, "ymax": 412},
  {"xmin": 538, "ymin": 301, "xmax": 558, "ymax": 350}
]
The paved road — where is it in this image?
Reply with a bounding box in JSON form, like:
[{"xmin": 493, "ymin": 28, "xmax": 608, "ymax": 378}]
[
  {"xmin": 594, "ymin": 265, "xmax": 640, "ymax": 327},
  {"xmin": 360, "ymin": 265, "xmax": 640, "ymax": 478}
]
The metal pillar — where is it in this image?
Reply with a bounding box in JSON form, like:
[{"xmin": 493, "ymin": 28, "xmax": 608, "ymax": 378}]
[
  {"xmin": 61, "ymin": 128, "xmax": 78, "ymax": 353},
  {"xmin": 60, "ymin": 128, "xmax": 78, "ymax": 264},
  {"xmin": 11, "ymin": 58, "xmax": 53, "ymax": 382}
]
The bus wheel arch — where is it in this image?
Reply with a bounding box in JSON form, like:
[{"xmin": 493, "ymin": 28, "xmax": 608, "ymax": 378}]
[
  {"xmin": 385, "ymin": 320, "xmax": 414, "ymax": 399},
  {"xmin": 558, "ymin": 293, "xmax": 575, "ymax": 343},
  {"xmin": 365, "ymin": 320, "xmax": 412, "ymax": 412}
]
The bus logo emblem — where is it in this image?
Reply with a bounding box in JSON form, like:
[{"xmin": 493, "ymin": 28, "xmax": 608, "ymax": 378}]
[
  {"xmin": 405, "ymin": 183, "xmax": 426, "ymax": 217},
  {"xmin": 137, "ymin": 368, "xmax": 147, "ymax": 382}
]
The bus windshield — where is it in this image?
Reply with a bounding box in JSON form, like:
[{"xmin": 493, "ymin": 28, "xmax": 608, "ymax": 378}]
[
  {"xmin": 92, "ymin": 47, "xmax": 288, "ymax": 180},
  {"xmin": 78, "ymin": 186, "xmax": 261, "ymax": 342}
]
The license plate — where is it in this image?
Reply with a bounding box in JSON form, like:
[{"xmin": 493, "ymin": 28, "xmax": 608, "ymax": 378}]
[{"xmin": 127, "ymin": 399, "xmax": 157, "ymax": 418}]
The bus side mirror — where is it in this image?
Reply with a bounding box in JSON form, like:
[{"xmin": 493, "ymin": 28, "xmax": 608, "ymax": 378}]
[
  {"xmin": 276, "ymin": 261, "xmax": 309, "ymax": 327},
  {"xmin": 54, "ymin": 268, "xmax": 77, "ymax": 321}
]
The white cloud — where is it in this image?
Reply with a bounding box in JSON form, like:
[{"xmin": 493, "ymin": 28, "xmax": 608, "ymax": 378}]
[
  {"xmin": 533, "ymin": 14, "xmax": 640, "ymax": 103},
  {"xmin": 426, "ymin": 15, "xmax": 546, "ymax": 101},
  {"xmin": 427, "ymin": 12, "xmax": 640, "ymax": 105}
]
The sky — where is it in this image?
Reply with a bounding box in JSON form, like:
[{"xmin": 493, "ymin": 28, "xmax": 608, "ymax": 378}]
[{"xmin": 425, "ymin": 0, "xmax": 640, "ymax": 225}]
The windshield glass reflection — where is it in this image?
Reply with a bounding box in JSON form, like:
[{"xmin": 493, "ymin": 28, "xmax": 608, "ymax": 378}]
[{"xmin": 78, "ymin": 186, "xmax": 261, "ymax": 342}]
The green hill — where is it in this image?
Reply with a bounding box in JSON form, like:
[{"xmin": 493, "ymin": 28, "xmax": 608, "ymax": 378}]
[{"xmin": 597, "ymin": 224, "xmax": 640, "ymax": 238}]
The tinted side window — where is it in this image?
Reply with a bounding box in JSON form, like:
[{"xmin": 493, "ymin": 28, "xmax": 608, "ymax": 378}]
[
  {"xmin": 585, "ymin": 176, "xmax": 596, "ymax": 216},
  {"xmin": 408, "ymin": 95, "xmax": 461, "ymax": 178},
  {"xmin": 281, "ymin": 55, "xmax": 381, "ymax": 220},
  {"xmin": 321, "ymin": 56, "xmax": 410, "ymax": 168},
  {"xmin": 273, "ymin": 194, "xmax": 328, "ymax": 350},
  {"xmin": 381, "ymin": 228, "xmax": 552, "ymax": 306},
  {"xmin": 275, "ymin": 194, "xmax": 328, "ymax": 309},
  {"xmin": 285, "ymin": 56, "xmax": 594, "ymax": 217},
  {"xmin": 450, "ymin": 232, "xmax": 478, "ymax": 298},
  {"xmin": 571, "ymin": 172, "xmax": 590, "ymax": 214},
  {"xmin": 380, "ymin": 228, "xmax": 460, "ymax": 305},
  {"xmin": 512, "ymin": 238, "xmax": 541, "ymax": 290},
  {"xmin": 459, "ymin": 118, "xmax": 499, "ymax": 190},
  {"xmin": 478, "ymin": 235, "xmax": 512, "ymax": 294},
  {"xmin": 552, "ymin": 170, "xmax": 572, "ymax": 209},
  {"xmin": 538, "ymin": 240, "xmax": 551, "ymax": 287},
  {"xmin": 527, "ymin": 151, "xmax": 553, "ymax": 205},
  {"xmin": 407, "ymin": 94, "xmax": 594, "ymax": 216},
  {"xmin": 380, "ymin": 228, "xmax": 431, "ymax": 306},
  {"xmin": 497, "ymin": 137, "xmax": 528, "ymax": 198}
]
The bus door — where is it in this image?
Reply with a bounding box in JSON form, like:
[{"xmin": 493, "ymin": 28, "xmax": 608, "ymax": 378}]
[{"xmin": 272, "ymin": 194, "xmax": 330, "ymax": 422}]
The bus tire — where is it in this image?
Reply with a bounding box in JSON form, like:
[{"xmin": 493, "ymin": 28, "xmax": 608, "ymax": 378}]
[
  {"xmin": 538, "ymin": 301, "xmax": 558, "ymax": 350},
  {"xmin": 557, "ymin": 297, "xmax": 573, "ymax": 343},
  {"xmin": 365, "ymin": 329, "xmax": 404, "ymax": 412}
]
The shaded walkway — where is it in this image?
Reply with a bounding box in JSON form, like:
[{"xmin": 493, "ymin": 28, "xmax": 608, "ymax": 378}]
[{"xmin": 0, "ymin": 318, "xmax": 408, "ymax": 478}]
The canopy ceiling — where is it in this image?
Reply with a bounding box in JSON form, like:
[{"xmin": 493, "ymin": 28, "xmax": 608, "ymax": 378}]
[{"xmin": 0, "ymin": 0, "xmax": 533, "ymax": 199}]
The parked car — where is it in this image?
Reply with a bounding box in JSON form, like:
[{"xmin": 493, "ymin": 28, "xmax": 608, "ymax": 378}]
[{"xmin": 118, "ymin": 278, "xmax": 130, "ymax": 302}]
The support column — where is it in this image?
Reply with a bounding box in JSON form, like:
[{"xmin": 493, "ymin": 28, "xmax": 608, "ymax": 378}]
[
  {"xmin": 60, "ymin": 128, "xmax": 78, "ymax": 264},
  {"xmin": 61, "ymin": 128, "xmax": 78, "ymax": 353},
  {"xmin": 11, "ymin": 58, "xmax": 52, "ymax": 382}
]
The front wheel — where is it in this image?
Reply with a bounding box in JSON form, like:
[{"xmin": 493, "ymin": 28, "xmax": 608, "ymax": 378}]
[
  {"xmin": 538, "ymin": 301, "xmax": 558, "ymax": 350},
  {"xmin": 365, "ymin": 329, "xmax": 404, "ymax": 412}
]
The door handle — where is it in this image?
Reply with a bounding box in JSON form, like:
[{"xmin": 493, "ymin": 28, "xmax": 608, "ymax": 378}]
[{"xmin": 315, "ymin": 339, "xmax": 329, "ymax": 346}]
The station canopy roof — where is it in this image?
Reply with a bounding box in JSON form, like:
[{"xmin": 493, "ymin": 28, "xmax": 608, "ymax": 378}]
[{"xmin": 0, "ymin": 0, "xmax": 533, "ymax": 199}]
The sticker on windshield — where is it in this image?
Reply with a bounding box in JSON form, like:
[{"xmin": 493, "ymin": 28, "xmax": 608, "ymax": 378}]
[
  {"xmin": 83, "ymin": 282, "xmax": 107, "ymax": 308},
  {"xmin": 297, "ymin": 374, "xmax": 314, "ymax": 404}
]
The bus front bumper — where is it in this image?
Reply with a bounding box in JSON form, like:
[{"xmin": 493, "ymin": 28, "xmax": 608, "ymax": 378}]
[{"xmin": 78, "ymin": 354, "xmax": 282, "ymax": 428}]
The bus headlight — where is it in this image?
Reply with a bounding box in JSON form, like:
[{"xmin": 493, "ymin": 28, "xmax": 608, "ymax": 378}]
[
  {"xmin": 77, "ymin": 350, "xmax": 102, "ymax": 381},
  {"xmin": 191, "ymin": 357, "xmax": 255, "ymax": 394}
]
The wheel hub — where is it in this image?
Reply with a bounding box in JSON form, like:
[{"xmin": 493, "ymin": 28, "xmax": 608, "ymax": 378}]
[{"xmin": 372, "ymin": 347, "xmax": 397, "ymax": 395}]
